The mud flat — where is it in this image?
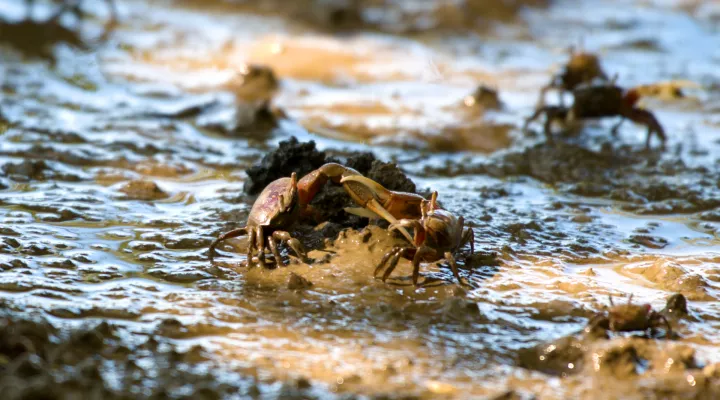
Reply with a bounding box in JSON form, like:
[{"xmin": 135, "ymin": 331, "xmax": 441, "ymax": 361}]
[{"xmin": 1, "ymin": 0, "xmax": 720, "ymax": 398}]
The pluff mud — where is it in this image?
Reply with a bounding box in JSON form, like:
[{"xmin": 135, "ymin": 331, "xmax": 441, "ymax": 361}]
[{"xmin": 1, "ymin": 0, "xmax": 720, "ymax": 399}]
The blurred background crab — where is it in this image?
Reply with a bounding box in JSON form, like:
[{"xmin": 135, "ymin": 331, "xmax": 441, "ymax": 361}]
[
  {"xmin": 340, "ymin": 176, "xmax": 475, "ymax": 286},
  {"xmin": 587, "ymin": 294, "xmax": 673, "ymax": 338},
  {"xmin": 536, "ymin": 48, "xmax": 608, "ymax": 108},
  {"xmin": 524, "ymin": 80, "xmax": 666, "ymax": 149}
]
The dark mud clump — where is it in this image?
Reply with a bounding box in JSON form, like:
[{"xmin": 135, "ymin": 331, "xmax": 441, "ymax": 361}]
[
  {"xmin": 496, "ymin": 142, "xmax": 629, "ymax": 184},
  {"xmin": 243, "ymin": 137, "xmax": 327, "ymax": 195},
  {"xmin": 119, "ymin": 179, "xmax": 169, "ymax": 201},
  {"xmin": 2, "ymin": 160, "xmax": 52, "ymax": 181},
  {"xmin": 464, "ymin": 85, "xmax": 503, "ymax": 110},
  {"xmin": 438, "ymin": 141, "xmax": 720, "ymax": 215},
  {"xmin": 0, "ymin": 18, "xmax": 86, "ymax": 62},
  {"xmin": 242, "ymin": 137, "xmax": 418, "ymax": 226},
  {"xmin": 661, "ymin": 293, "xmax": 689, "ymax": 319},
  {"xmin": 361, "ymin": 153, "xmax": 416, "ymax": 193},
  {"xmin": 288, "ymin": 272, "xmax": 313, "ymax": 290},
  {"xmin": 518, "ymin": 331, "xmax": 594, "ymax": 377},
  {"xmin": 0, "ymin": 314, "xmax": 257, "ymax": 399},
  {"xmin": 1, "ymin": 159, "xmax": 84, "ymax": 182}
]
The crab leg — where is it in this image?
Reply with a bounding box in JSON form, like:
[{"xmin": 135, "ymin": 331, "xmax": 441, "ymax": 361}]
[
  {"xmin": 383, "ymin": 247, "xmax": 415, "ymax": 282},
  {"xmin": 255, "ymin": 226, "xmax": 265, "ymax": 266},
  {"xmin": 375, "ymin": 246, "xmax": 401, "ymax": 278},
  {"xmin": 656, "ymin": 314, "xmax": 673, "ymax": 338},
  {"xmin": 444, "ymin": 251, "xmax": 468, "ymax": 287},
  {"xmin": 461, "ymin": 226, "xmax": 475, "ymax": 254},
  {"xmin": 272, "ymin": 230, "xmax": 307, "ymax": 263},
  {"xmin": 411, "ymin": 246, "xmax": 436, "ymax": 286},
  {"xmin": 267, "ymin": 235, "xmax": 283, "ymax": 267},
  {"xmin": 625, "ymin": 108, "xmax": 666, "ymax": 149},
  {"xmin": 208, "ymin": 227, "xmax": 248, "ymax": 262},
  {"xmin": 388, "ymin": 219, "xmax": 424, "ymax": 247},
  {"xmin": 246, "ymin": 228, "xmax": 257, "ymax": 267}
]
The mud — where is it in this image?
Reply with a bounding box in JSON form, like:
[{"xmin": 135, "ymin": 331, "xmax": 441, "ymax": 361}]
[{"xmin": 2, "ymin": 0, "xmax": 720, "ymax": 399}]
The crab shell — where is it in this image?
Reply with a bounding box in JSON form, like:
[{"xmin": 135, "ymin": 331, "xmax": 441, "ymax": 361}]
[
  {"xmin": 247, "ymin": 175, "xmax": 300, "ymax": 230},
  {"xmin": 608, "ymin": 303, "xmax": 654, "ymax": 332},
  {"xmin": 561, "ymin": 52, "xmax": 607, "ymax": 89},
  {"xmin": 570, "ymin": 84, "xmax": 625, "ymax": 118}
]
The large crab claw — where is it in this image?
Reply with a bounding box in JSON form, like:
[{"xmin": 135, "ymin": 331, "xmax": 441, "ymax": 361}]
[
  {"xmin": 339, "ymin": 175, "xmax": 426, "ymax": 244},
  {"xmin": 294, "ymin": 163, "xmax": 415, "ymax": 243}
]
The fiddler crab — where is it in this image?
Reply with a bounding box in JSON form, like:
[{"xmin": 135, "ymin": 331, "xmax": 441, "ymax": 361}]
[
  {"xmin": 537, "ymin": 49, "xmax": 608, "ymax": 108},
  {"xmin": 209, "ymin": 164, "xmax": 475, "ymax": 286},
  {"xmin": 338, "ymin": 177, "xmax": 475, "ymax": 286},
  {"xmin": 524, "ymin": 81, "xmax": 666, "ymax": 149},
  {"xmin": 587, "ymin": 294, "xmax": 672, "ymax": 337}
]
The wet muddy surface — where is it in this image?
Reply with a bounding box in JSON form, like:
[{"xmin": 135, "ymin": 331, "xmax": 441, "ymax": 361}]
[{"xmin": 1, "ymin": 0, "xmax": 720, "ymax": 398}]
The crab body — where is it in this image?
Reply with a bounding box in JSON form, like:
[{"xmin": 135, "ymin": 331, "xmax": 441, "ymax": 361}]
[
  {"xmin": 607, "ymin": 303, "xmax": 657, "ymax": 332},
  {"xmin": 209, "ymin": 173, "xmax": 307, "ymax": 268},
  {"xmin": 230, "ymin": 64, "xmax": 279, "ymax": 107},
  {"xmin": 379, "ymin": 192, "xmax": 474, "ymax": 286},
  {"xmin": 588, "ymin": 295, "xmax": 672, "ymax": 337},
  {"xmin": 248, "ymin": 177, "xmax": 301, "ymax": 228},
  {"xmin": 570, "ymin": 84, "xmax": 624, "ymax": 118},
  {"xmin": 538, "ymin": 51, "xmax": 608, "ymax": 108},
  {"xmin": 340, "ymin": 176, "xmax": 475, "ymax": 286}
]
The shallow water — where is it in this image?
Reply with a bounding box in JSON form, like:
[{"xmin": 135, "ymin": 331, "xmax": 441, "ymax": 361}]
[{"xmin": 1, "ymin": 0, "xmax": 720, "ymax": 398}]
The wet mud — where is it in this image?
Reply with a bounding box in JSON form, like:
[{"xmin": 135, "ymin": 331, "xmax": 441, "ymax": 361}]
[{"xmin": 1, "ymin": 0, "xmax": 720, "ymax": 399}]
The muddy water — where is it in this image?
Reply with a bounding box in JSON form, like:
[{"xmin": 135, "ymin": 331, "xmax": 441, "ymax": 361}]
[{"xmin": 1, "ymin": 0, "xmax": 720, "ymax": 398}]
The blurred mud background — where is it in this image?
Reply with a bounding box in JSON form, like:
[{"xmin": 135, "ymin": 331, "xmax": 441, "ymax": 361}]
[{"xmin": 1, "ymin": 0, "xmax": 720, "ymax": 398}]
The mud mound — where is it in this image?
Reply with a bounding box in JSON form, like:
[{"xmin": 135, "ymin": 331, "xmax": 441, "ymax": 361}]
[
  {"xmin": 243, "ymin": 137, "xmax": 328, "ymax": 195},
  {"xmin": 242, "ymin": 137, "xmax": 418, "ymax": 225},
  {"xmin": 493, "ymin": 142, "xmax": 631, "ymax": 184}
]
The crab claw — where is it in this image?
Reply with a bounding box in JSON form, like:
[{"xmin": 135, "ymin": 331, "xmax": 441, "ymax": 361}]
[{"xmin": 340, "ymin": 175, "xmax": 425, "ymax": 244}]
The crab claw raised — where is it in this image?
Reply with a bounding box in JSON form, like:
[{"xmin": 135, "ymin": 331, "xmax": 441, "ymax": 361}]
[{"xmin": 339, "ymin": 175, "xmax": 426, "ymax": 244}]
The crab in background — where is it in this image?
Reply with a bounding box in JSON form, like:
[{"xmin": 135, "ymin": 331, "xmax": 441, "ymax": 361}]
[
  {"xmin": 524, "ymin": 81, "xmax": 666, "ymax": 149},
  {"xmin": 537, "ymin": 49, "xmax": 608, "ymax": 108},
  {"xmin": 587, "ymin": 294, "xmax": 672, "ymax": 337},
  {"xmin": 208, "ymin": 163, "xmax": 414, "ymax": 267}
]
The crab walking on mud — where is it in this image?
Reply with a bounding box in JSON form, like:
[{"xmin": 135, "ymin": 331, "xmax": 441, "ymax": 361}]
[
  {"xmin": 587, "ymin": 295, "xmax": 673, "ymax": 338},
  {"xmin": 341, "ymin": 176, "xmax": 475, "ymax": 286},
  {"xmin": 524, "ymin": 82, "xmax": 666, "ymax": 149},
  {"xmin": 208, "ymin": 163, "xmax": 414, "ymax": 267}
]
